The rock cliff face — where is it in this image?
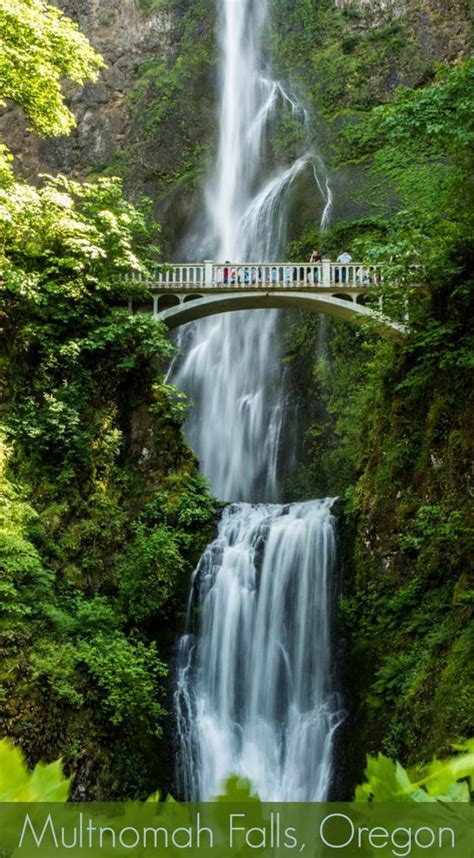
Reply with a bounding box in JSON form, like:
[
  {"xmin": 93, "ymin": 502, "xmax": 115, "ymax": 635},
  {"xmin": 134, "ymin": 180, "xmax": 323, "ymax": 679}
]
[
  {"xmin": 3, "ymin": 0, "xmax": 469, "ymax": 184},
  {"xmin": 336, "ymin": 0, "xmax": 469, "ymax": 54},
  {"xmin": 0, "ymin": 0, "xmax": 177, "ymax": 183},
  {"xmin": 2, "ymin": 0, "xmax": 469, "ymax": 253},
  {"xmin": 337, "ymin": 0, "xmax": 469, "ymax": 61}
]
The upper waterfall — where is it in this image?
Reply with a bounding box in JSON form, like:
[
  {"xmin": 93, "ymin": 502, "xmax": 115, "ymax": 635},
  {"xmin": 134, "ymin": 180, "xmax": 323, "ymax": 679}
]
[
  {"xmin": 173, "ymin": 0, "xmax": 332, "ymax": 502},
  {"xmin": 184, "ymin": 0, "xmax": 331, "ymax": 263}
]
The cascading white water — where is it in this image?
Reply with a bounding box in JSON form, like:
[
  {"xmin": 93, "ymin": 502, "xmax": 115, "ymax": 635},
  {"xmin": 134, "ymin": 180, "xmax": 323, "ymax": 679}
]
[
  {"xmin": 173, "ymin": 0, "xmax": 332, "ymax": 502},
  {"xmin": 175, "ymin": 500, "xmax": 344, "ymax": 800},
  {"xmin": 173, "ymin": 0, "xmax": 342, "ymax": 800}
]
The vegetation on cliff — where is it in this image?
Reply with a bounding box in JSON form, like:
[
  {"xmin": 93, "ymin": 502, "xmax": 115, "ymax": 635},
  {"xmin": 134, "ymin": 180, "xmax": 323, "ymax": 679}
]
[
  {"xmin": 339, "ymin": 58, "xmax": 473, "ymax": 771},
  {"xmin": 285, "ymin": 57, "xmax": 473, "ymax": 776},
  {"xmin": 0, "ymin": 0, "xmax": 104, "ymax": 138},
  {"xmin": 0, "ymin": 0, "xmax": 216, "ymax": 799}
]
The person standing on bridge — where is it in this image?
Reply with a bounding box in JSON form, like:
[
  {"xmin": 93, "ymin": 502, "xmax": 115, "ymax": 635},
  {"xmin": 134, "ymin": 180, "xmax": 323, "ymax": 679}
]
[
  {"xmin": 336, "ymin": 250, "xmax": 352, "ymax": 283},
  {"xmin": 223, "ymin": 262, "xmax": 230, "ymax": 285},
  {"xmin": 309, "ymin": 248, "xmax": 321, "ymax": 283},
  {"xmin": 337, "ymin": 250, "xmax": 352, "ymax": 264}
]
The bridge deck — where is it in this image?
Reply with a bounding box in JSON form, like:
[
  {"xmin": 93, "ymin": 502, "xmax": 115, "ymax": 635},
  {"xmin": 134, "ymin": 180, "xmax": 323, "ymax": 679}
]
[
  {"xmin": 151, "ymin": 283, "xmax": 373, "ymax": 294},
  {"xmin": 138, "ymin": 259, "xmax": 383, "ymax": 292}
]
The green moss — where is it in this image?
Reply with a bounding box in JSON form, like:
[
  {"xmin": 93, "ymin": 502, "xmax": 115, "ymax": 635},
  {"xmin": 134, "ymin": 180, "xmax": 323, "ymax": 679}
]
[
  {"xmin": 271, "ymin": 1, "xmax": 435, "ymax": 120},
  {"xmin": 120, "ymin": 0, "xmax": 216, "ymax": 213}
]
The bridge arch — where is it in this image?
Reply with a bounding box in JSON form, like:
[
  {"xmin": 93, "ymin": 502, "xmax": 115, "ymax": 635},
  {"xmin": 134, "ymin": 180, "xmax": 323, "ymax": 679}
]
[
  {"xmin": 157, "ymin": 291, "xmax": 405, "ymax": 340},
  {"xmin": 157, "ymin": 294, "xmax": 180, "ymax": 311}
]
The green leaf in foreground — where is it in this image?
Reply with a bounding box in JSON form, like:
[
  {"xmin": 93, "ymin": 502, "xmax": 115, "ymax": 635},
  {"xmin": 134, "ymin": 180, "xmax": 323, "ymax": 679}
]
[
  {"xmin": 355, "ymin": 740, "xmax": 473, "ymax": 802},
  {"xmin": 0, "ymin": 738, "xmax": 70, "ymax": 802}
]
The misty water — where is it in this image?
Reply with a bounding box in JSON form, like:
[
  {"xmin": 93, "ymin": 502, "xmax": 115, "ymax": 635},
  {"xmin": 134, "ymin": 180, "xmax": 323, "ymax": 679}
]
[
  {"xmin": 173, "ymin": 0, "xmax": 331, "ymax": 503},
  {"xmin": 175, "ymin": 501, "xmax": 344, "ymax": 801},
  {"xmin": 173, "ymin": 0, "xmax": 343, "ymax": 800}
]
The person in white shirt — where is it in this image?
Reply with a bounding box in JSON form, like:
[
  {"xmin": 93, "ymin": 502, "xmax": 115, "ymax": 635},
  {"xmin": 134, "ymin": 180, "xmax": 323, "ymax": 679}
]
[
  {"xmin": 337, "ymin": 251, "xmax": 352, "ymax": 264},
  {"xmin": 336, "ymin": 251, "xmax": 352, "ymax": 283}
]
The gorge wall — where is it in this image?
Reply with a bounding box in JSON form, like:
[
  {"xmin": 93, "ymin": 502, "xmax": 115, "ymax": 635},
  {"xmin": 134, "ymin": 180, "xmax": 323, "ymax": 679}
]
[{"xmin": 0, "ymin": 0, "xmax": 176, "ymax": 183}]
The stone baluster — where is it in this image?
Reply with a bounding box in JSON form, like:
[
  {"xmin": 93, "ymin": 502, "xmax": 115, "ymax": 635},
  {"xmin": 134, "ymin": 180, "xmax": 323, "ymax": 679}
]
[
  {"xmin": 322, "ymin": 258, "xmax": 331, "ymax": 287},
  {"xmin": 205, "ymin": 260, "xmax": 214, "ymax": 289}
]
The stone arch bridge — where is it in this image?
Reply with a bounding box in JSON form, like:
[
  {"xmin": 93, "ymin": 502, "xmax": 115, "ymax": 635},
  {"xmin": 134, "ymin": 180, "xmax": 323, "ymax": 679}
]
[{"xmin": 129, "ymin": 260, "xmax": 407, "ymax": 340}]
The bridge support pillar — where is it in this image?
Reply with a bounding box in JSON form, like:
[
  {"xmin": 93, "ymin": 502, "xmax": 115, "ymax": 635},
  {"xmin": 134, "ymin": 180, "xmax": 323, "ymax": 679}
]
[
  {"xmin": 153, "ymin": 294, "xmax": 159, "ymax": 317},
  {"xmin": 205, "ymin": 259, "xmax": 214, "ymax": 289},
  {"xmin": 322, "ymin": 258, "xmax": 331, "ymax": 288}
]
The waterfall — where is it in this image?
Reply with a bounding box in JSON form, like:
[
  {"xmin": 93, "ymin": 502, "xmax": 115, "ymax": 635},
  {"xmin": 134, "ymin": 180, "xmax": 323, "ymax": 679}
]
[
  {"xmin": 175, "ymin": 501, "xmax": 344, "ymax": 801},
  {"xmin": 173, "ymin": 0, "xmax": 342, "ymax": 801},
  {"xmin": 173, "ymin": 0, "xmax": 332, "ymax": 503}
]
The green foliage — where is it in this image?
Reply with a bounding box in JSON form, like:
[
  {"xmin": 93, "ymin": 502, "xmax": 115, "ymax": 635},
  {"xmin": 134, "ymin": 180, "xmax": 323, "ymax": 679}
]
[
  {"xmin": 118, "ymin": 524, "xmax": 185, "ymax": 624},
  {"xmin": 1, "ymin": 173, "xmax": 161, "ymax": 284},
  {"xmin": 70, "ymin": 636, "xmax": 166, "ymax": 729},
  {"xmin": 139, "ymin": 0, "xmax": 168, "ymax": 10},
  {"xmin": 0, "ymin": 169, "xmax": 216, "ymax": 801},
  {"xmin": 283, "ymin": 314, "xmax": 393, "ymax": 499},
  {"xmin": 398, "ymin": 505, "xmax": 473, "ymax": 557},
  {"xmin": 0, "ymin": 738, "xmax": 70, "ymax": 801},
  {"xmin": 287, "ymin": 217, "xmax": 389, "ymax": 263},
  {"xmin": 337, "ymin": 60, "xmax": 474, "ymax": 318},
  {"xmin": 0, "ymin": 441, "xmax": 178, "ymax": 770},
  {"xmin": 214, "ymin": 776, "xmax": 259, "ymax": 803},
  {"xmin": 118, "ymin": 473, "xmax": 216, "ymax": 625},
  {"xmin": 0, "ymin": 0, "xmax": 216, "ymax": 801},
  {"xmin": 343, "ymin": 60, "xmax": 474, "ymax": 166},
  {"xmin": 0, "ymin": 143, "xmax": 14, "ymax": 185},
  {"xmin": 270, "ymin": 0, "xmax": 435, "ymax": 121},
  {"xmin": 0, "ymin": 217, "xmax": 217, "ymax": 788},
  {"xmin": 285, "ymin": 50, "xmax": 473, "ymax": 779},
  {"xmin": 0, "ymin": 0, "xmax": 104, "ymax": 137},
  {"xmin": 1, "ymin": 174, "xmax": 170, "ymax": 480},
  {"xmin": 355, "ymin": 741, "xmax": 474, "ymax": 802}
]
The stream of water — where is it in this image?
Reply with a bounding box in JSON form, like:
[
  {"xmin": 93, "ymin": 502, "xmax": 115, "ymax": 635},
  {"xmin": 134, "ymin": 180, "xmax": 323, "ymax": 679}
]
[
  {"xmin": 175, "ymin": 500, "xmax": 344, "ymax": 801},
  {"xmin": 173, "ymin": 0, "xmax": 342, "ymax": 800},
  {"xmin": 173, "ymin": 0, "xmax": 331, "ymax": 503}
]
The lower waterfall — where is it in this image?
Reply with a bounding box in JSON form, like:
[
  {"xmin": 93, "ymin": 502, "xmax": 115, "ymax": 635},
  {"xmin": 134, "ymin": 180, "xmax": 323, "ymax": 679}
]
[{"xmin": 175, "ymin": 499, "xmax": 344, "ymax": 801}]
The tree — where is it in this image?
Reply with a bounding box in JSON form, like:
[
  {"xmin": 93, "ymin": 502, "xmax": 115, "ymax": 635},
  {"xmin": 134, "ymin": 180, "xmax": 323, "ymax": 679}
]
[{"xmin": 0, "ymin": 0, "xmax": 104, "ymax": 139}]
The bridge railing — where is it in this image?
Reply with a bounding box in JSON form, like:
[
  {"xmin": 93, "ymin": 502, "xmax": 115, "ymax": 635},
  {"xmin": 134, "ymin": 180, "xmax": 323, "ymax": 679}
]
[{"xmin": 148, "ymin": 260, "xmax": 384, "ymax": 290}]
